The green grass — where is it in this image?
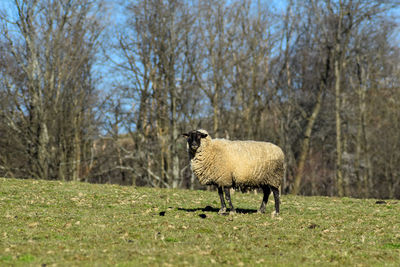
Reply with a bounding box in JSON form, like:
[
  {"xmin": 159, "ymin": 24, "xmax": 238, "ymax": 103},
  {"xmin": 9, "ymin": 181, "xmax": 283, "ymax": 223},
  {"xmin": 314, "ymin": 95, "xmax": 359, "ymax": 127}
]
[{"xmin": 0, "ymin": 178, "xmax": 399, "ymax": 266}]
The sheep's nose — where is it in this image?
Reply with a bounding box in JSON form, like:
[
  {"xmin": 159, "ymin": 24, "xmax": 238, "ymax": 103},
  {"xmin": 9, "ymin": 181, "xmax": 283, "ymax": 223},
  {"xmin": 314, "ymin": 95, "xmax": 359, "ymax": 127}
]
[{"xmin": 191, "ymin": 144, "xmax": 199, "ymax": 150}]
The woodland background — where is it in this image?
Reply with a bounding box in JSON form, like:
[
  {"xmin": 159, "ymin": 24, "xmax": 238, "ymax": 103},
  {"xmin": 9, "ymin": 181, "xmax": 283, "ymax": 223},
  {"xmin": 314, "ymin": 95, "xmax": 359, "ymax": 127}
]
[{"xmin": 0, "ymin": 0, "xmax": 399, "ymax": 198}]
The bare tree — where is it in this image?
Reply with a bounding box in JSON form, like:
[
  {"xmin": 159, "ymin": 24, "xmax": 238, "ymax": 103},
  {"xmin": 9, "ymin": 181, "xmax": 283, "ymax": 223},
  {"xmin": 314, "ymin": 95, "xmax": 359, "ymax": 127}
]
[
  {"xmin": 107, "ymin": 0, "xmax": 197, "ymax": 188},
  {"xmin": 1, "ymin": 0, "xmax": 399, "ymax": 199},
  {"xmin": 188, "ymin": 0, "xmax": 235, "ymax": 138},
  {"xmin": 0, "ymin": 0, "xmax": 104, "ymax": 180}
]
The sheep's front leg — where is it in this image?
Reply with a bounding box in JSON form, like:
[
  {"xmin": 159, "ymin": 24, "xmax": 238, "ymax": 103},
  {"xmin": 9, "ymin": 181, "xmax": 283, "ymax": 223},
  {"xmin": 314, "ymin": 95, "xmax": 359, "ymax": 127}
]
[
  {"xmin": 259, "ymin": 185, "xmax": 271, "ymax": 213},
  {"xmin": 270, "ymin": 186, "xmax": 280, "ymax": 215},
  {"xmin": 224, "ymin": 187, "xmax": 235, "ymax": 214},
  {"xmin": 218, "ymin": 186, "xmax": 227, "ymax": 214}
]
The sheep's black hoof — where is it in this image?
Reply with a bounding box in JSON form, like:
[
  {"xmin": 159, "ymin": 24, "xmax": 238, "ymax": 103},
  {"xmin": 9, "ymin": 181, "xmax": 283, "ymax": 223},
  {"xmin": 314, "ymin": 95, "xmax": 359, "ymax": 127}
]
[
  {"xmin": 271, "ymin": 211, "xmax": 280, "ymax": 218},
  {"xmin": 258, "ymin": 209, "xmax": 266, "ymax": 214}
]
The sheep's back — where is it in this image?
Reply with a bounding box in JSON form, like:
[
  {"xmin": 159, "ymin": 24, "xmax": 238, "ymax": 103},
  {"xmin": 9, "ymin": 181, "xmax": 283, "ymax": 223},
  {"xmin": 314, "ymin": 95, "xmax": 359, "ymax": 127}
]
[{"xmin": 221, "ymin": 140, "xmax": 284, "ymax": 188}]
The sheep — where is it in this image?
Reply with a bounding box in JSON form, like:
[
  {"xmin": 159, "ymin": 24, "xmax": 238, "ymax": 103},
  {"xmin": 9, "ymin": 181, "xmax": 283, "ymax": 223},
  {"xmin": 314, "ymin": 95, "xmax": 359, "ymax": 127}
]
[{"xmin": 182, "ymin": 129, "xmax": 285, "ymax": 215}]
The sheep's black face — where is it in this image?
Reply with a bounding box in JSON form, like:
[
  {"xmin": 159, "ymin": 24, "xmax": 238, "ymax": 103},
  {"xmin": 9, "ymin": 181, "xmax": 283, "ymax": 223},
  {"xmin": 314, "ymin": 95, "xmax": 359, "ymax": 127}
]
[{"xmin": 182, "ymin": 130, "xmax": 208, "ymax": 153}]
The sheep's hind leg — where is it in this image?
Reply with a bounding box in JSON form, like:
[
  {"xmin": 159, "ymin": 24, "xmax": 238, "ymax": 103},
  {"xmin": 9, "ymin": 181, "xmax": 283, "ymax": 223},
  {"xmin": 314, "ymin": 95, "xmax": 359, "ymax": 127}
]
[
  {"xmin": 224, "ymin": 187, "xmax": 236, "ymax": 214},
  {"xmin": 270, "ymin": 186, "xmax": 280, "ymax": 215},
  {"xmin": 259, "ymin": 185, "xmax": 271, "ymax": 213},
  {"xmin": 218, "ymin": 186, "xmax": 227, "ymax": 214}
]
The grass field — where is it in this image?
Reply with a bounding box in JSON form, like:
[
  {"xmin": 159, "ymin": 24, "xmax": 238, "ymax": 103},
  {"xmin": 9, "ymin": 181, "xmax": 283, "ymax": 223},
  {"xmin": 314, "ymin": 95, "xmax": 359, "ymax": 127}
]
[{"xmin": 0, "ymin": 178, "xmax": 399, "ymax": 266}]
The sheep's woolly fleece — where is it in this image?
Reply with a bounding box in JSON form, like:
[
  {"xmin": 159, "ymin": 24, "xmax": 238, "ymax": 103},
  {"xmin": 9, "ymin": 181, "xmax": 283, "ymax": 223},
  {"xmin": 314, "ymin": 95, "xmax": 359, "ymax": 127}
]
[{"xmin": 190, "ymin": 129, "xmax": 284, "ymax": 189}]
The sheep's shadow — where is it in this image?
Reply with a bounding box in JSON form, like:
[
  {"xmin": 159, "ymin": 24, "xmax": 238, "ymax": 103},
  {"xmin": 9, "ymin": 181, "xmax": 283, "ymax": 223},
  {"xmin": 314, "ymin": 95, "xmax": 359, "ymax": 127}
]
[{"xmin": 177, "ymin": 205, "xmax": 257, "ymax": 214}]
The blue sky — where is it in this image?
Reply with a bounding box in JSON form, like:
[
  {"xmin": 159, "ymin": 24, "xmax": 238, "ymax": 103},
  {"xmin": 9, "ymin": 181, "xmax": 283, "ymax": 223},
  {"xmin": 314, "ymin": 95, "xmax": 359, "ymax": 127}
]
[{"xmin": 1, "ymin": 0, "xmax": 399, "ymax": 92}]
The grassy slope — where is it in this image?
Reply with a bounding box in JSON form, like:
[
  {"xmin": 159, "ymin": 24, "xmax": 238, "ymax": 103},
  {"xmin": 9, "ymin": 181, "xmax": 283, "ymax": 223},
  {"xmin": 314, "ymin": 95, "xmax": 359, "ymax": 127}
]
[{"xmin": 0, "ymin": 178, "xmax": 399, "ymax": 266}]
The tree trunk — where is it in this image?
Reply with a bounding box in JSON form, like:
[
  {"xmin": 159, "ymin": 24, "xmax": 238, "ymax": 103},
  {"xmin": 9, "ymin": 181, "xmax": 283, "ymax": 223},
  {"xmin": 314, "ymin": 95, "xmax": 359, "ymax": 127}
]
[
  {"xmin": 170, "ymin": 74, "xmax": 180, "ymax": 188},
  {"xmin": 334, "ymin": 52, "xmax": 344, "ymax": 197},
  {"xmin": 334, "ymin": 1, "xmax": 345, "ymax": 197},
  {"xmin": 292, "ymin": 86, "xmax": 323, "ymax": 195},
  {"xmin": 212, "ymin": 91, "xmax": 220, "ymax": 138},
  {"xmin": 353, "ymin": 55, "xmax": 370, "ymax": 197}
]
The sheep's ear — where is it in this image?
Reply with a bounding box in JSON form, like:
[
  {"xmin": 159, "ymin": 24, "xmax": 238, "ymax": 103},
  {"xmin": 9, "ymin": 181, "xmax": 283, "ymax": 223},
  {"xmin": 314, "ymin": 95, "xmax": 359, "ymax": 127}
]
[
  {"xmin": 182, "ymin": 133, "xmax": 189, "ymax": 138},
  {"xmin": 200, "ymin": 133, "xmax": 208, "ymax": 138}
]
